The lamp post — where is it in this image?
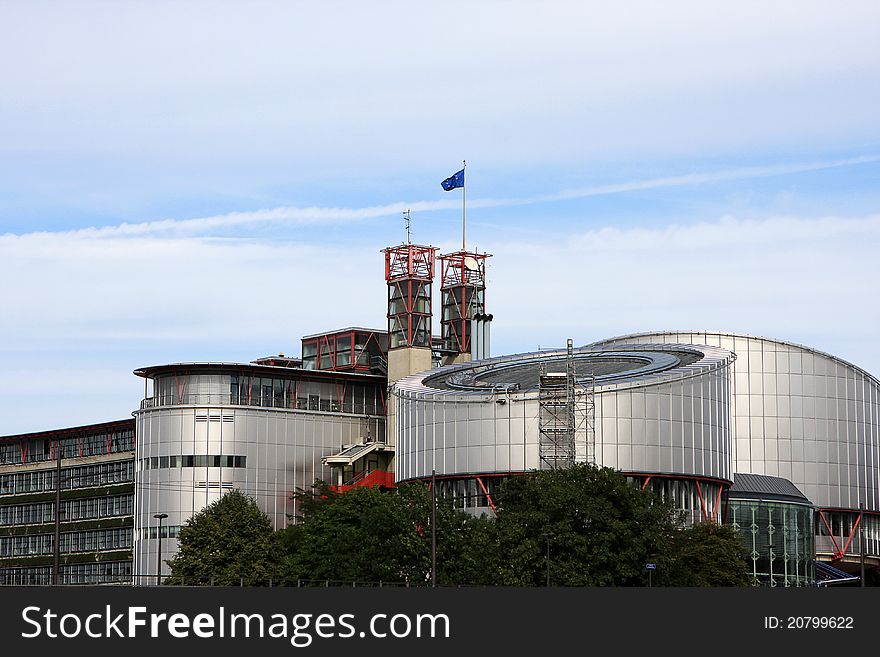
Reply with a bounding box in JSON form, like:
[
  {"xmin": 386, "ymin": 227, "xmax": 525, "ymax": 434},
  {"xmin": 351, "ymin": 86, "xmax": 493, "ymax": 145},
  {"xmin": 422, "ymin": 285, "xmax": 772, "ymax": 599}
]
[
  {"xmin": 53, "ymin": 446, "xmax": 62, "ymax": 585},
  {"xmin": 542, "ymin": 532, "xmax": 554, "ymax": 587},
  {"xmin": 859, "ymin": 502, "xmax": 866, "ymax": 588},
  {"xmin": 154, "ymin": 513, "xmax": 168, "ymax": 586}
]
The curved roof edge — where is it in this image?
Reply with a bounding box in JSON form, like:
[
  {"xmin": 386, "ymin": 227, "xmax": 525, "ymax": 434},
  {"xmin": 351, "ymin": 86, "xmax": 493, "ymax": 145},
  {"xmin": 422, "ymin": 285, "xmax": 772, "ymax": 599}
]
[
  {"xmin": 587, "ymin": 330, "xmax": 880, "ymax": 388},
  {"xmin": 730, "ymin": 473, "xmax": 812, "ymax": 506},
  {"xmin": 393, "ymin": 343, "xmax": 734, "ymax": 399},
  {"xmin": 133, "ymin": 362, "xmax": 384, "ymax": 382}
]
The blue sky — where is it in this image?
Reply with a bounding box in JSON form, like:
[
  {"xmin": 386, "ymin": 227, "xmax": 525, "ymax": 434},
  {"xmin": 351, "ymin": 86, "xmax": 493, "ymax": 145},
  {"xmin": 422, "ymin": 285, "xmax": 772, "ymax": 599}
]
[{"xmin": 1, "ymin": 1, "xmax": 879, "ymax": 434}]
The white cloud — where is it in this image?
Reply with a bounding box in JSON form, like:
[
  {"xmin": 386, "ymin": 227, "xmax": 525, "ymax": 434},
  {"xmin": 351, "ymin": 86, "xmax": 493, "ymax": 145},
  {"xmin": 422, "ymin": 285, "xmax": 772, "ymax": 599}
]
[
  {"xmin": 1, "ymin": 211, "xmax": 878, "ymax": 433},
  {"xmin": 5, "ymin": 155, "xmax": 877, "ymax": 239},
  {"xmin": 1, "ymin": 1, "xmax": 878, "ymax": 167}
]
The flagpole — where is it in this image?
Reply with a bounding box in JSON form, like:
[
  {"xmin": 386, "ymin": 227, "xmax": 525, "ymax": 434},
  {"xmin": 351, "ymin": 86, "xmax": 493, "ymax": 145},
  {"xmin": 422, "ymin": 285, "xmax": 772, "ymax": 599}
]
[{"xmin": 462, "ymin": 160, "xmax": 467, "ymax": 251}]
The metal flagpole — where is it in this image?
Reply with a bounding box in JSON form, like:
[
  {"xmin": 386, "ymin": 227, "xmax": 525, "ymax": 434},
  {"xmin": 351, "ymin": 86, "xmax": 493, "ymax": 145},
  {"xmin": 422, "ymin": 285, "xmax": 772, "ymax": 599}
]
[{"xmin": 462, "ymin": 160, "xmax": 466, "ymax": 250}]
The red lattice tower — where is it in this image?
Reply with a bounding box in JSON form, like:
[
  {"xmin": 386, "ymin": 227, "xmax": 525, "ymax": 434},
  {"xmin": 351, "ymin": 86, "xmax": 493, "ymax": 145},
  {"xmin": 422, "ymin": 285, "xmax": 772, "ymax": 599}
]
[
  {"xmin": 383, "ymin": 244, "xmax": 437, "ymax": 350},
  {"xmin": 439, "ymin": 249, "xmax": 491, "ymax": 355}
]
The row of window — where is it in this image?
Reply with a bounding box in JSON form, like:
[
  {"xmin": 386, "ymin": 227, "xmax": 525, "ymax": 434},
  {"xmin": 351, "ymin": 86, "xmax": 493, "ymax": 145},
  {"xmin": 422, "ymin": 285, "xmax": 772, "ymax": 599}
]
[
  {"xmin": 138, "ymin": 454, "xmax": 246, "ymax": 471},
  {"xmin": 0, "ymin": 560, "xmax": 133, "ymax": 585},
  {"xmin": 0, "ymin": 528, "xmax": 132, "ymax": 557},
  {"xmin": 147, "ymin": 374, "xmax": 383, "ymax": 415},
  {"xmin": 136, "ymin": 525, "xmax": 183, "ymax": 540},
  {"xmin": 435, "ymin": 477, "xmax": 504, "ymax": 511},
  {"xmin": 0, "ymin": 493, "xmax": 134, "ymax": 526},
  {"xmin": 301, "ymin": 331, "xmax": 387, "ymax": 371},
  {"xmin": 0, "ymin": 460, "xmax": 134, "ymax": 496},
  {"xmin": 0, "ymin": 430, "xmax": 135, "ymax": 465}
]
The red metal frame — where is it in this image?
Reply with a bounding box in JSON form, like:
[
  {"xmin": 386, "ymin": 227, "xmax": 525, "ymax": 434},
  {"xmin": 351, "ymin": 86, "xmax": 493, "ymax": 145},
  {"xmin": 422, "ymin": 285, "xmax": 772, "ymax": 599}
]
[
  {"xmin": 625, "ymin": 472, "xmax": 730, "ymax": 524},
  {"xmin": 817, "ymin": 508, "xmax": 868, "ymax": 561},
  {"xmin": 818, "ymin": 510, "xmax": 844, "ymax": 558},
  {"xmin": 174, "ymin": 374, "xmax": 188, "ymax": 404},
  {"xmin": 694, "ymin": 481, "xmax": 709, "ymax": 523},
  {"xmin": 329, "ymin": 469, "xmax": 396, "ymax": 493},
  {"xmin": 475, "ymin": 476, "xmax": 499, "ymax": 514},
  {"xmin": 384, "ymin": 243, "xmax": 437, "ymax": 350},
  {"xmin": 439, "ymin": 250, "xmax": 490, "ymax": 355},
  {"xmin": 303, "ymin": 328, "xmax": 389, "ymax": 372},
  {"xmin": 711, "ymin": 485, "xmax": 724, "ymax": 523},
  {"xmin": 385, "ymin": 243, "xmax": 436, "ymax": 280}
]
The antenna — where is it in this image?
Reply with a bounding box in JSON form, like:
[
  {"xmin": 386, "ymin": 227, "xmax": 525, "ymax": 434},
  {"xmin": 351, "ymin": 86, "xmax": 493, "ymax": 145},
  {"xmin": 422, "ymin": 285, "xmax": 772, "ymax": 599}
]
[{"xmin": 403, "ymin": 209, "xmax": 412, "ymax": 244}]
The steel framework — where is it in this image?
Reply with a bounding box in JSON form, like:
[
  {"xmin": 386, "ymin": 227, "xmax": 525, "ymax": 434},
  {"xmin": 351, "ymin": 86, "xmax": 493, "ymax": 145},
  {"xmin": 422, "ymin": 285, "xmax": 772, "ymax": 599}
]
[
  {"xmin": 538, "ymin": 340, "xmax": 595, "ymax": 470},
  {"xmin": 439, "ymin": 250, "xmax": 491, "ymax": 355},
  {"xmin": 383, "ymin": 244, "xmax": 437, "ymax": 349}
]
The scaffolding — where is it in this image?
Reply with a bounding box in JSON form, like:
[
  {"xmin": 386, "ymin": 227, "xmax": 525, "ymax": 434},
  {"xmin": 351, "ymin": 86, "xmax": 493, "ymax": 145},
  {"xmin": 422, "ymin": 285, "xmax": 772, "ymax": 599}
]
[{"xmin": 538, "ymin": 339, "xmax": 595, "ymax": 469}]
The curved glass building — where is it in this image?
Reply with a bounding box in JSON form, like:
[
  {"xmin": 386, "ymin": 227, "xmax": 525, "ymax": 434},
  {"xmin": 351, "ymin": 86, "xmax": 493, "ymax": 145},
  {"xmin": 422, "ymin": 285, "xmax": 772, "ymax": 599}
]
[
  {"xmin": 589, "ymin": 331, "xmax": 880, "ymax": 571},
  {"xmin": 132, "ymin": 361, "xmax": 386, "ymax": 583},
  {"xmin": 728, "ymin": 473, "xmax": 815, "ymax": 587},
  {"xmin": 393, "ymin": 343, "xmax": 734, "ymax": 522}
]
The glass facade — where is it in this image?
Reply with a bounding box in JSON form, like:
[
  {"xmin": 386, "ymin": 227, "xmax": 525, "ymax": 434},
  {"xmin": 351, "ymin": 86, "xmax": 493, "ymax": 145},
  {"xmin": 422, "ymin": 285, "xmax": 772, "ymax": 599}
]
[
  {"xmin": 0, "ymin": 420, "xmax": 136, "ymax": 585},
  {"xmin": 138, "ymin": 455, "xmax": 246, "ymax": 470},
  {"xmin": 0, "ymin": 560, "xmax": 133, "ymax": 586},
  {"xmin": 134, "ymin": 364, "xmax": 387, "ymax": 583},
  {"xmin": 144, "ymin": 372, "xmax": 383, "ymax": 415},
  {"xmin": 0, "ymin": 527, "xmax": 132, "ymax": 557},
  {"xmin": 301, "ymin": 329, "xmax": 388, "ymax": 372},
  {"xmin": 633, "ymin": 476, "xmax": 726, "ymax": 526},
  {"xmin": 0, "ymin": 494, "xmax": 133, "ymax": 526},
  {"xmin": 0, "ymin": 460, "xmax": 134, "ymax": 496},
  {"xmin": 816, "ymin": 509, "xmax": 880, "ymax": 560},
  {"xmin": 0, "ymin": 427, "xmax": 134, "ymax": 465},
  {"xmin": 729, "ymin": 499, "xmax": 815, "ymax": 586},
  {"xmin": 435, "ymin": 476, "xmax": 504, "ymax": 513}
]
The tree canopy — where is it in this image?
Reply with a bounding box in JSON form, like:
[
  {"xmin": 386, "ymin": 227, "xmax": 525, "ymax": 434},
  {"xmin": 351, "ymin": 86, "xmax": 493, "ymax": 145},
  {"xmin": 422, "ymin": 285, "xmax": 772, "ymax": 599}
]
[
  {"xmin": 280, "ymin": 482, "xmax": 491, "ymax": 586},
  {"xmin": 165, "ymin": 489, "xmax": 280, "ymax": 585},
  {"xmin": 491, "ymin": 464, "xmax": 679, "ymax": 586},
  {"xmin": 162, "ymin": 468, "xmax": 750, "ymax": 587},
  {"xmin": 654, "ymin": 521, "xmax": 751, "ymax": 587}
]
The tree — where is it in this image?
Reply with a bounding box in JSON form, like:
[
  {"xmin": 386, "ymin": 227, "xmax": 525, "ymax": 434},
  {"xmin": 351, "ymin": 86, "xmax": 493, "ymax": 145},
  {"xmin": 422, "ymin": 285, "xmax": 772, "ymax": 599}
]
[
  {"xmin": 165, "ymin": 489, "xmax": 280, "ymax": 586},
  {"xmin": 280, "ymin": 481, "xmax": 494, "ymax": 585},
  {"xmin": 491, "ymin": 464, "xmax": 677, "ymax": 586},
  {"xmin": 656, "ymin": 522, "xmax": 751, "ymax": 587}
]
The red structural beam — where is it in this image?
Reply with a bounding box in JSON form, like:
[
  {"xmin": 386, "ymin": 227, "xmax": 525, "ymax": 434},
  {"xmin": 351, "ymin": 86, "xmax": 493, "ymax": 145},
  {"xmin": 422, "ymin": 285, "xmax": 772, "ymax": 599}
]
[
  {"xmin": 817, "ymin": 510, "xmax": 843, "ymax": 558},
  {"xmin": 384, "ymin": 244, "xmax": 436, "ymax": 281},
  {"xmin": 475, "ymin": 476, "xmax": 498, "ymax": 515}
]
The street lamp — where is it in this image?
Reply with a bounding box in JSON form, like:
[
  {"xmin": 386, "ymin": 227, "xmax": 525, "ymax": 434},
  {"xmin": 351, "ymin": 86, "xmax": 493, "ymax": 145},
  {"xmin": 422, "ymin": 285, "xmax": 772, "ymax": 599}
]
[
  {"xmin": 542, "ymin": 532, "xmax": 555, "ymax": 587},
  {"xmin": 154, "ymin": 513, "xmax": 168, "ymax": 586}
]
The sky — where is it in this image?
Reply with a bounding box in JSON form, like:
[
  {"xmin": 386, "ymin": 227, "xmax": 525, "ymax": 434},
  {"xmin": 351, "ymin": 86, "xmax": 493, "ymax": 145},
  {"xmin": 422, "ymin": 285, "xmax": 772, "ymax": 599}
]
[{"xmin": 1, "ymin": 1, "xmax": 879, "ymax": 434}]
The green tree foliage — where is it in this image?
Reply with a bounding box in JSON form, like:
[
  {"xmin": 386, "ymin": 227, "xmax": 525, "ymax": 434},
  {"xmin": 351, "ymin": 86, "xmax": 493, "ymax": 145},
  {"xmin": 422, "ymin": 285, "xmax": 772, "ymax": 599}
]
[
  {"xmin": 492, "ymin": 464, "xmax": 677, "ymax": 586},
  {"xmin": 656, "ymin": 522, "xmax": 751, "ymax": 587},
  {"xmin": 165, "ymin": 489, "xmax": 280, "ymax": 586},
  {"xmin": 276, "ymin": 468, "xmax": 750, "ymax": 588},
  {"xmin": 280, "ymin": 481, "xmax": 494, "ymax": 585}
]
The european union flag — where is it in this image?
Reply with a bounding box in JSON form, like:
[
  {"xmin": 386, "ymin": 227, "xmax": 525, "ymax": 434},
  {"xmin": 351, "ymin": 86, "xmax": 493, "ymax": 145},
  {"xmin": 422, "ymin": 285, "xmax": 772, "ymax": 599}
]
[{"xmin": 441, "ymin": 168, "xmax": 465, "ymax": 191}]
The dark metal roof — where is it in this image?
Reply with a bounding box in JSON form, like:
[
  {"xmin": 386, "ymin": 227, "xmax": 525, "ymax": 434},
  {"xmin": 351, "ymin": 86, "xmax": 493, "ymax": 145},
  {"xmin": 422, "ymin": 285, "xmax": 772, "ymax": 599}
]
[
  {"xmin": 0, "ymin": 418, "xmax": 135, "ymax": 444},
  {"xmin": 730, "ymin": 473, "xmax": 812, "ymax": 505},
  {"xmin": 133, "ymin": 362, "xmax": 385, "ymax": 383},
  {"xmin": 815, "ymin": 561, "xmax": 861, "ymax": 586},
  {"xmin": 423, "ymin": 349, "xmax": 703, "ymax": 392}
]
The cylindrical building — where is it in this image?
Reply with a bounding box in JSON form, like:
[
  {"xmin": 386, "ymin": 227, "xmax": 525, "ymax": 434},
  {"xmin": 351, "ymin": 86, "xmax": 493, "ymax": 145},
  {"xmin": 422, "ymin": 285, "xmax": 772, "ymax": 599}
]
[
  {"xmin": 589, "ymin": 331, "xmax": 880, "ymax": 569},
  {"xmin": 393, "ymin": 343, "xmax": 735, "ymax": 522},
  {"xmin": 132, "ymin": 362, "xmax": 386, "ymax": 584}
]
